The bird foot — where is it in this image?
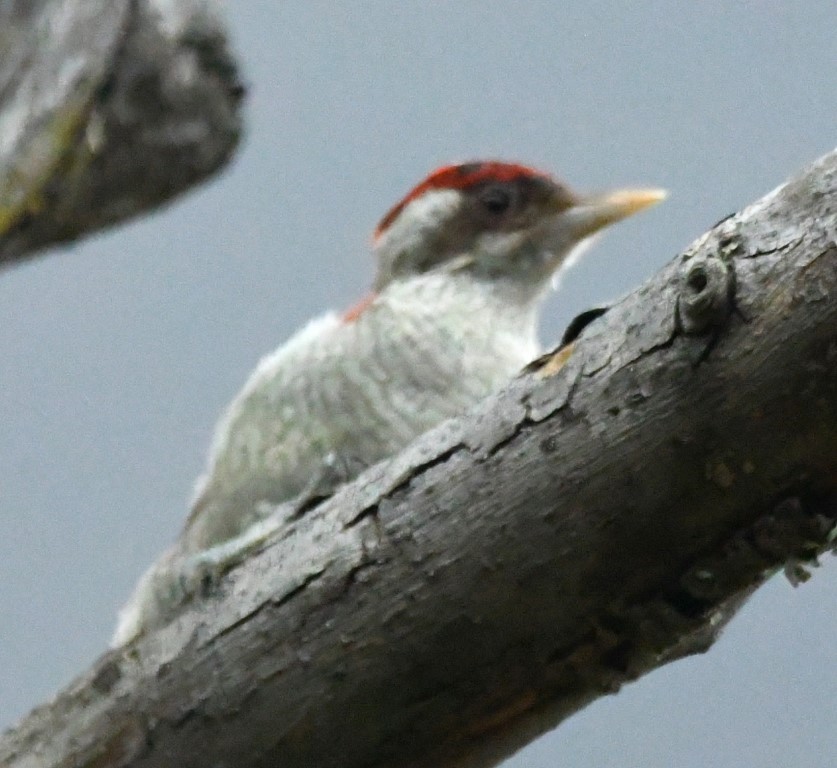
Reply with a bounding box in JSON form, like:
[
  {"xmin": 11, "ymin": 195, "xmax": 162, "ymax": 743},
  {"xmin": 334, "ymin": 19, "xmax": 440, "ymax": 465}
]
[{"xmin": 179, "ymin": 514, "xmax": 283, "ymax": 597}]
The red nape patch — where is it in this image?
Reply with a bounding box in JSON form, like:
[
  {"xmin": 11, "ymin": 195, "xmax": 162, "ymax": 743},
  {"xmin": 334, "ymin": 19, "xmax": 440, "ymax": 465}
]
[
  {"xmin": 373, "ymin": 161, "xmax": 551, "ymax": 241},
  {"xmin": 342, "ymin": 292, "xmax": 377, "ymax": 323}
]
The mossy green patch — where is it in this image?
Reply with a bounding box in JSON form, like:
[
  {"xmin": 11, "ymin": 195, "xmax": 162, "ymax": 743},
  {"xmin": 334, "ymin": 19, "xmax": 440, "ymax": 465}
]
[{"xmin": 0, "ymin": 97, "xmax": 93, "ymax": 239}]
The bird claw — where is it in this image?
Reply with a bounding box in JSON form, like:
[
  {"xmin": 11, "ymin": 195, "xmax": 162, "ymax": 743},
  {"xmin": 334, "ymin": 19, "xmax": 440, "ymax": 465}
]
[
  {"xmin": 179, "ymin": 515, "xmax": 283, "ymax": 598},
  {"xmin": 290, "ymin": 452, "xmax": 364, "ymax": 518}
]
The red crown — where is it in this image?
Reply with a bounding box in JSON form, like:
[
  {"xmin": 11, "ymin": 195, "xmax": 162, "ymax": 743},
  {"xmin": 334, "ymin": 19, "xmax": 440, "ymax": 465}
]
[{"xmin": 374, "ymin": 161, "xmax": 550, "ymax": 241}]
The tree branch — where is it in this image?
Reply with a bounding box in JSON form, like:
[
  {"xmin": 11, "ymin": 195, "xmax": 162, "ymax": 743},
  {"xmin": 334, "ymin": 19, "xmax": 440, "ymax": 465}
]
[
  {"xmin": 0, "ymin": 0, "xmax": 243, "ymax": 267},
  {"xmin": 2, "ymin": 149, "xmax": 835, "ymax": 768}
]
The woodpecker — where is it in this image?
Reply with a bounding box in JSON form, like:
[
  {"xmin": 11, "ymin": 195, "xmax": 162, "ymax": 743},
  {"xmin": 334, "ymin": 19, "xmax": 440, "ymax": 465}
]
[{"xmin": 113, "ymin": 161, "xmax": 665, "ymax": 644}]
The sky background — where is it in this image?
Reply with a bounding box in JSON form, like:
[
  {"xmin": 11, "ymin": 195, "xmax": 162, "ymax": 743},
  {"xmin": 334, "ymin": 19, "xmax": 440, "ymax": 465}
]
[{"xmin": 1, "ymin": 2, "xmax": 836, "ymax": 766}]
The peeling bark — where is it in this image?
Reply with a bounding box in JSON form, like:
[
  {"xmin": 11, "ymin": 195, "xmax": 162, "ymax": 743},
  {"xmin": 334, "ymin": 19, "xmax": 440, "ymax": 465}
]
[
  {"xmin": 1, "ymin": 150, "xmax": 836, "ymax": 768},
  {"xmin": 0, "ymin": 0, "xmax": 243, "ymax": 267}
]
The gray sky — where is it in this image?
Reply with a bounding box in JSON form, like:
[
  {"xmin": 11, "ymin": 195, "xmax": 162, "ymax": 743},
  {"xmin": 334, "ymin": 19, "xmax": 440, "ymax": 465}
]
[{"xmin": 1, "ymin": 2, "xmax": 836, "ymax": 766}]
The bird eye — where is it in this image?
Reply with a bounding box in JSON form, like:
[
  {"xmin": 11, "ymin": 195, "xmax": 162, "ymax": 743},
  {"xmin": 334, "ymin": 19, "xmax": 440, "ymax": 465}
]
[{"xmin": 479, "ymin": 185, "xmax": 512, "ymax": 215}]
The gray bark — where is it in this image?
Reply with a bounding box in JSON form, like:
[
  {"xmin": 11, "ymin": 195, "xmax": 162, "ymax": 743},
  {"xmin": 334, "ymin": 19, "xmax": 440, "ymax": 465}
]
[
  {"xmin": 1, "ymin": 151, "xmax": 836, "ymax": 768},
  {"xmin": 0, "ymin": 0, "xmax": 243, "ymax": 267}
]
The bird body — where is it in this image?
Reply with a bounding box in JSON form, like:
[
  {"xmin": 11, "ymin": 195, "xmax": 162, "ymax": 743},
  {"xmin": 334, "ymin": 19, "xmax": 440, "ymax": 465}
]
[
  {"xmin": 113, "ymin": 161, "xmax": 664, "ymax": 645},
  {"xmin": 183, "ymin": 270, "xmax": 540, "ymax": 553}
]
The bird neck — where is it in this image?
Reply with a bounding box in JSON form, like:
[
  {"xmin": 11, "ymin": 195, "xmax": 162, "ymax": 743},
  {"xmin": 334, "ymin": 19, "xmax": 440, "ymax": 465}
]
[{"xmin": 377, "ymin": 270, "xmax": 543, "ymax": 351}]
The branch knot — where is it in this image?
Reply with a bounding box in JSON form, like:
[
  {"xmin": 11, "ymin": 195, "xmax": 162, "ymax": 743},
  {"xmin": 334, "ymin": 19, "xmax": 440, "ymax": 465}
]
[{"xmin": 676, "ymin": 255, "xmax": 734, "ymax": 334}]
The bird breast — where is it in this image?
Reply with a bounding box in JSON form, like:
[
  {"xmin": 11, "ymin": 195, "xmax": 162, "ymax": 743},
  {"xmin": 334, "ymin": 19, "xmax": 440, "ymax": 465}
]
[{"xmin": 186, "ymin": 272, "xmax": 539, "ymax": 551}]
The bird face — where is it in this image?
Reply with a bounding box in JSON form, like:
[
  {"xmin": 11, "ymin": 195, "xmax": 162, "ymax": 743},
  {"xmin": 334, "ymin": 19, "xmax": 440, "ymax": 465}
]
[{"xmin": 372, "ymin": 161, "xmax": 665, "ymax": 293}]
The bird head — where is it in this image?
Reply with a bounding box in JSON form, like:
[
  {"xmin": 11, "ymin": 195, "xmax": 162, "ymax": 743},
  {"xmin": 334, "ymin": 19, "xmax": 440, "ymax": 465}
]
[{"xmin": 371, "ymin": 161, "xmax": 666, "ymax": 296}]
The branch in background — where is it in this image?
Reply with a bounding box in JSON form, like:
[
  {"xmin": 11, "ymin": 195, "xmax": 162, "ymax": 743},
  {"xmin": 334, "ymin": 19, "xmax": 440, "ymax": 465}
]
[{"xmin": 0, "ymin": 0, "xmax": 243, "ymax": 267}]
